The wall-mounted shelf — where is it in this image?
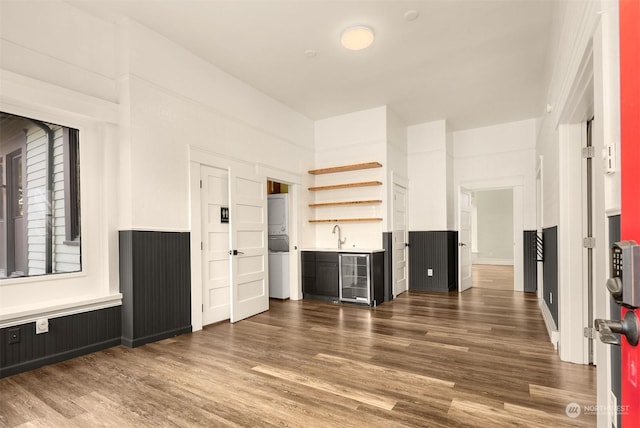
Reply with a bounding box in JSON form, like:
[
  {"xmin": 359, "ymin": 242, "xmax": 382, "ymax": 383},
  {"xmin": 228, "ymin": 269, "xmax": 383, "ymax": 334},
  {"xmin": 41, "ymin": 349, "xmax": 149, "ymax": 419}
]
[
  {"xmin": 308, "ymin": 162, "xmax": 382, "ymax": 175},
  {"xmin": 309, "ymin": 181, "xmax": 382, "ymax": 191},
  {"xmin": 309, "ymin": 218, "xmax": 383, "ymax": 223},
  {"xmin": 309, "ymin": 200, "xmax": 382, "ymax": 208}
]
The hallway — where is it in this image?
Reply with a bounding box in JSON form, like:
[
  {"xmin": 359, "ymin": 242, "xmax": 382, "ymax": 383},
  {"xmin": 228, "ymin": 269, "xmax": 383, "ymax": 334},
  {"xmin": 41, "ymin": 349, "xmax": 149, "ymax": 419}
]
[
  {"xmin": 0, "ymin": 289, "xmax": 595, "ymax": 427},
  {"xmin": 472, "ymin": 264, "xmax": 515, "ymax": 291}
]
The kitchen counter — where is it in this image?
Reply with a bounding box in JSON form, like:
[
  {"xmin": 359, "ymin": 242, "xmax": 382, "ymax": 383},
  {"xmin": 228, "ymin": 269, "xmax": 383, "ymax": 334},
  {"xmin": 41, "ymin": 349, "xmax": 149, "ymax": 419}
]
[{"xmin": 300, "ymin": 248, "xmax": 384, "ymax": 253}]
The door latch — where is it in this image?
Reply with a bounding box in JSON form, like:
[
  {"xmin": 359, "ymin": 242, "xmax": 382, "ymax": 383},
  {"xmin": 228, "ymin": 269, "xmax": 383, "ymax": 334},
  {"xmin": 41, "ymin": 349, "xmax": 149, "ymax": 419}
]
[{"xmin": 594, "ymin": 311, "xmax": 639, "ymax": 346}]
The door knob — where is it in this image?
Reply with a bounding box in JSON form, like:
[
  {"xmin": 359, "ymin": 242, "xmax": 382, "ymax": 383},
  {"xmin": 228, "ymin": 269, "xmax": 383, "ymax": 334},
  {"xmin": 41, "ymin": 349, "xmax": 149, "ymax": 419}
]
[{"xmin": 594, "ymin": 311, "xmax": 640, "ymax": 346}]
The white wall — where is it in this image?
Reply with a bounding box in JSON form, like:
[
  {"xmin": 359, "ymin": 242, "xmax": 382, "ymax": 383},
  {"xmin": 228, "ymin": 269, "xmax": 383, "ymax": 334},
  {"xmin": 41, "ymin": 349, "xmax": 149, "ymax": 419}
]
[
  {"xmin": 0, "ymin": 0, "xmax": 120, "ymax": 324},
  {"xmin": 0, "ymin": 0, "xmax": 117, "ymax": 102},
  {"xmin": 120, "ymin": 20, "xmax": 314, "ymax": 231},
  {"xmin": 313, "ymin": 107, "xmax": 387, "ymax": 249},
  {"xmin": 537, "ymin": 1, "xmax": 621, "ymax": 425},
  {"xmin": 0, "ymin": 2, "xmax": 316, "ymax": 326},
  {"xmin": 386, "ymin": 107, "xmax": 408, "ymax": 232},
  {"xmin": 453, "ymin": 118, "xmax": 537, "ymax": 292},
  {"xmin": 474, "ymin": 189, "xmax": 514, "ymax": 263},
  {"xmin": 453, "ymin": 118, "xmax": 537, "ymax": 231},
  {"xmin": 446, "ymin": 128, "xmax": 455, "ymax": 229},
  {"xmin": 407, "ymin": 120, "xmax": 449, "ymax": 231}
]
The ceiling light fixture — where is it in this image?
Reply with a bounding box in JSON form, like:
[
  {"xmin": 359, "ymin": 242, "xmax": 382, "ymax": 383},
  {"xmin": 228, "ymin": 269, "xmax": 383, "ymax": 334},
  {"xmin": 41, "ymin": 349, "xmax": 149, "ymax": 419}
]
[{"xmin": 341, "ymin": 26, "xmax": 375, "ymax": 51}]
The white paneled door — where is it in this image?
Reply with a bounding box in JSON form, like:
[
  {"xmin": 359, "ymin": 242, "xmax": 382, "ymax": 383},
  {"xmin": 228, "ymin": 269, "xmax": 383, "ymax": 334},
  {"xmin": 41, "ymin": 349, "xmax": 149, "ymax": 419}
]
[
  {"xmin": 459, "ymin": 187, "xmax": 473, "ymax": 292},
  {"xmin": 201, "ymin": 165, "xmax": 231, "ymax": 325},
  {"xmin": 229, "ymin": 163, "xmax": 269, "ymax": 323},
  {"xmin": 393, "ymin": 184, "xmax": 408, "ymax": 297}
]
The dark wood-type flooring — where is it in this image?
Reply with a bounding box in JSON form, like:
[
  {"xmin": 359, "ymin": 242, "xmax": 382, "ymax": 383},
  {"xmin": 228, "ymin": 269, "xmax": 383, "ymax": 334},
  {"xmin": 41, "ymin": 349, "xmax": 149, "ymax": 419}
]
[{"xmin": 0, "ymin": 288, "xmax": 596, "ymax": 427}]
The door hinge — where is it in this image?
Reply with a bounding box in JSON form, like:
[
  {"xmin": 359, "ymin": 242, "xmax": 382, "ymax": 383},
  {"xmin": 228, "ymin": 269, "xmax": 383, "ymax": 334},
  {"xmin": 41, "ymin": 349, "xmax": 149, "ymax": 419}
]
[
  {"xmin": 201, "ymin": 242, "xmax": 203, "ymax": 250},
  {"xmin": 202, "ymin": 304, "xmax": 204, "ymax": 312},
  {"xmin": 582, "ymin": 146, "xmax": 595, "ymax": 159},
  {"xmin": 200, "ymin": 179, "xmax": 203, "ymax": 188},
  {"xmin": 584, "ymin": 326, "xmax": 596, "ymax": 339},
  {"xmin": 583, "ymin": 237, "xmax": 596, "ymax": 248}
]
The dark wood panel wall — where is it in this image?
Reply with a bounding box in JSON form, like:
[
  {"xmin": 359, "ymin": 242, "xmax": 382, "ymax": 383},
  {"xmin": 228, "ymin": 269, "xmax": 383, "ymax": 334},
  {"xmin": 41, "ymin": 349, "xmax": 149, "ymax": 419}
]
[
  {"xmin": 408, "ymin": 231, "xmax": 458, "ymax": 292},
  {"xmin": 523, "ymin": 230, "xmax": 538, "ymax": 293},
  {"xmin": 1, "ymin": 230, "xmax": 194, "ymax": 378},
  {"xmin": 382, "ymin": 232, "xmax": 393, "ymax": 301},
  {"xmin": 119, "ymin": 230, "xmax": 192, "ymax": 348},
  {"xmin": 542, "ymin": 226, "xmax": 558, "ymax": 326},
  {"xmin": 0, "ymin": 306, "xmax": 121, "ymax": 378}
]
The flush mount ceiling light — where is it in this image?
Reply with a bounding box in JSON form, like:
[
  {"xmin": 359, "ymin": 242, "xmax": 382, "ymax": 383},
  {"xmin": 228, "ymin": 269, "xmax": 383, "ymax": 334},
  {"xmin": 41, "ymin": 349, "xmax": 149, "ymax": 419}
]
[{"xmin": 341, "ymin": 26, "xmax": 375, "ymax": 51}]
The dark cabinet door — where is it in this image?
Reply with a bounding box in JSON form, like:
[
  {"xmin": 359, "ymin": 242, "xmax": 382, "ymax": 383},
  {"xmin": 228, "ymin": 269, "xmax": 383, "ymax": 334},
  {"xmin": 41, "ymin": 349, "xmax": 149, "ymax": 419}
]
[
  {"xmin": 316, "ymin": 252, "xmax": 339, "ymax": 297},
  {"xmin": 302, "ymin": 251, "xmax": 339, "ymax": 298},
  {"xmin": 301, "ymin": 251, "xmax": 317, "ymax": 295}
]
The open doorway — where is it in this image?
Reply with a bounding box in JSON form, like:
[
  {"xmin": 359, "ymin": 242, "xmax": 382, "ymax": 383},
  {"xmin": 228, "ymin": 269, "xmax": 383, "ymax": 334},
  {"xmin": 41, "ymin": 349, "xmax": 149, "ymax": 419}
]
[
  {"xmin": 471, "ymin": 189, "xmax": 515, "ymax": 291},
  {"xmin": 458, "ymin": 181, "xmax": 524, "ymax": 293},
  {"xmin": 267, "ymin": 179, "xmax": 291, "ymax": 300}
]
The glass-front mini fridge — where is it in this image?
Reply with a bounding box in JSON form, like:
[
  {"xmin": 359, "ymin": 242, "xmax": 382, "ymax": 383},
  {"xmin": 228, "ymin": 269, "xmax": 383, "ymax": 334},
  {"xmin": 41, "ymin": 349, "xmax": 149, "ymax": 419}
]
[{"xmin": 339, "ymin": 253, "xmax": 370, "ymax": 304}]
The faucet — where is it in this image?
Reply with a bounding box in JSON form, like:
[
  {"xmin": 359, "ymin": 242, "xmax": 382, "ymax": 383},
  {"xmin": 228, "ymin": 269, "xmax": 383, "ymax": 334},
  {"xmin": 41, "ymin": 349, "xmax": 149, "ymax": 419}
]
[{"xmin": 332, "ymin": 224, "xmax": 346, "ymax": 249}]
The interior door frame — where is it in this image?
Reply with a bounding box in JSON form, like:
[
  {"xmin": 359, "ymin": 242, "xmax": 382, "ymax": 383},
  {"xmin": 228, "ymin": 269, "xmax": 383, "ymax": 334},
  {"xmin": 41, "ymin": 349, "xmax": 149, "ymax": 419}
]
[
  {"xmin": 265, "ymin": 174, "xmax": 300, "ymax": 301},
  {"xmin": 457, "ymin": 186, "xmax": 473, "ymax": 292},
  {"xmin": 391, "ymin": 175, "xmax": 408, "ymax": 298},
  {"xmin": 189, "ymin": 148, "xmax": 302, "ymax": 331},
  {"xmin": 457, "ymin": 178, "xmax": 525, "ymax": 293}
]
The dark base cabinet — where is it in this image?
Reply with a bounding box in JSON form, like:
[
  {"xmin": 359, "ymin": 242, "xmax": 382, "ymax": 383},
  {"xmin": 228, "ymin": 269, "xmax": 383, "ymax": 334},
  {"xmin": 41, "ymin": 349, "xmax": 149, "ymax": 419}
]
[
  {"xmin": 302, "ymin": 251, "xmax": 339, "ymax": 300},
  {"xmin": 302, "ymin": 250, "xmax": 384, "ymax": 306}
]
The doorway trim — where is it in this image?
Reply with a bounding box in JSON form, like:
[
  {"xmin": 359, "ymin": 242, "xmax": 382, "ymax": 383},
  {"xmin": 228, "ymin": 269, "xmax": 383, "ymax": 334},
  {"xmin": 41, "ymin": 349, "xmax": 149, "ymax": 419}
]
[
  {"xmin": 457, "ymin": 177, "xmax": 525, "ymax": 292},
  {"xmin": 189, "ymin": 147, "xmax": 301, "ymax": 331}
]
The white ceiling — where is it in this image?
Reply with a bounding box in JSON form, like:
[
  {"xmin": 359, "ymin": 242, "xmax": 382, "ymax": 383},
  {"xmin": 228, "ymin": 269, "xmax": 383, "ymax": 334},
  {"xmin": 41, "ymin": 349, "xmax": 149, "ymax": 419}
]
[{"xmin": 70, "ymin": 0, "xmax": 557, "ymax": 131}]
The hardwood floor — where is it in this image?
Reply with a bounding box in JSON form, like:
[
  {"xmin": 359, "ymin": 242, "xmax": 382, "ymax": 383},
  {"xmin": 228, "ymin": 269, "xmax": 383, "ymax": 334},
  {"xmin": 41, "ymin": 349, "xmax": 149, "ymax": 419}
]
[
  {"xmin": 0, "ymin": 289, "xmax": 596, "ymax": 427},
  {"xmin": 472, "ymin": 264, "xmax": 515, "ymax": 291}
]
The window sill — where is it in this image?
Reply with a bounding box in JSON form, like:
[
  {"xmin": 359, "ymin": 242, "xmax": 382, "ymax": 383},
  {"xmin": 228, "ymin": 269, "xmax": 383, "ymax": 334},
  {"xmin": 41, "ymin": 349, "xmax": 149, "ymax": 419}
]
[{"xmin": 0, "ymin": 293, "xmax": 122, "ymax": 329}]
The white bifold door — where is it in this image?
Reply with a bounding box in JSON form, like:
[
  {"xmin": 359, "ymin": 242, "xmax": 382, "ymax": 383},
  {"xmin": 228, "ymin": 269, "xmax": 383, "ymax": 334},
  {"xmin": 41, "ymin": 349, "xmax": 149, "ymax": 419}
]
[{"xmin": 201, "ymin": 162, "xmax": 269, "ymax": 325}]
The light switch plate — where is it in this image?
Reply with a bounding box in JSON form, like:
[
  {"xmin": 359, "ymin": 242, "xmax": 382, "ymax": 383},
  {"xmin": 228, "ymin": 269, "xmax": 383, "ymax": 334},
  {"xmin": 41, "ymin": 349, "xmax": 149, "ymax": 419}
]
[{"xmin": 427, "ymin": 269, "xmax": 433, "ymax": 277}]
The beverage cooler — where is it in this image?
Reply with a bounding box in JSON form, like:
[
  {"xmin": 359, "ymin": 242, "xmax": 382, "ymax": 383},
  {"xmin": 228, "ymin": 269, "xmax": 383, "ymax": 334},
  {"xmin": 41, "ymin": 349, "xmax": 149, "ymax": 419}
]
[{"xmin": 339, "ymin": 253, "xmax": 371, "ymax": 304}]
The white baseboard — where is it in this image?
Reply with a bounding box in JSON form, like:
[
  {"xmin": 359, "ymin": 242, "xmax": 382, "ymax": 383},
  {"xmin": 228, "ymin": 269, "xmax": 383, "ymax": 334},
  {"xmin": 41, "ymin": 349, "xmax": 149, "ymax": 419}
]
[
  {"xmin": 539, "ymin": 298, "xmax": 559, "ymax": 349},
  {"xmin": 474, "ymin": 259, "xmax": 514, "ymax": 266}
]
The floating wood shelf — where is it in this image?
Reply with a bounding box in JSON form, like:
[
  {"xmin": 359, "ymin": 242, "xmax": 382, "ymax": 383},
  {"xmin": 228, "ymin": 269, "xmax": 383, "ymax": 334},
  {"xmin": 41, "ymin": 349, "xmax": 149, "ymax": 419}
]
[
  {"xmin": 309, "ymin": 181, "xmax": 382, "ymax": 191},
  {"xmin": 308, "ymin": 162, "xmax": 382, "ymax": 175},
  {"xmin": 309, "ymin": 218, "xmax": 383, "ymax": 223},
  {"xmin": 309, "ymin": 200, "xmax": 382, "ymax": 208}
]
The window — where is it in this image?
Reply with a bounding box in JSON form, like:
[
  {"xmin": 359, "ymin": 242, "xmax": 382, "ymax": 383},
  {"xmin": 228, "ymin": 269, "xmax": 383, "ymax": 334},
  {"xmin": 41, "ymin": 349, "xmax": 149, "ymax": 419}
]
[{"xmin": 0, "ymin": 111, "xmax": 82, "ymax": 278}]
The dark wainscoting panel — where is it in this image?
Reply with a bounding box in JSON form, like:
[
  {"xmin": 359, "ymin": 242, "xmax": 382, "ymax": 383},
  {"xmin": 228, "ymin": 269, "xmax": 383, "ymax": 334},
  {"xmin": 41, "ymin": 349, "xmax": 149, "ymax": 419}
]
[
  {"xmin": 542, "ymin": 226, "xmax": 558, "ymax": 326},
  {"xmin": 609, "ymin": 214, "xmax": 622, "ymax": 428},
  {"xmin": 0, "ymin": 306, "xmax": 121, "ymax": 378},
  {"xmin": 119, "ymin": 230, "xmax": 192, "ymax": 348},
  {"xmin": 382, "ymin": 232, "xmax": 393, "ymax": 301},
  {"xmin": 523, "ymin": 230, "xmax": 538, "ymax": 293},
  {"xmin": 409, "ymin": 231, "xmax": 458, "ymax": 292}
]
